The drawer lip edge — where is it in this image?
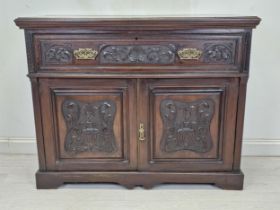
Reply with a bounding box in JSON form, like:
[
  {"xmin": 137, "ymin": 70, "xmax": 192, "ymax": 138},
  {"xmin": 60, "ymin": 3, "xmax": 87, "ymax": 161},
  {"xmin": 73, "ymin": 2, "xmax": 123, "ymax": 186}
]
[{"xmin": 27, "ymin": 72, "xmax": 248, "ymax": 79}]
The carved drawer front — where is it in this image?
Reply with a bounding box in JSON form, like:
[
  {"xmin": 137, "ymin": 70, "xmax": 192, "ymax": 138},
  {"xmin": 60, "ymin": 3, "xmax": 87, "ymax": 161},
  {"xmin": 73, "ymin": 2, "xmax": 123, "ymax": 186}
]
[
  {"xmin": 39, "ymin": 78, "xmax": 137, "ymax": 171},
  {"xmin": 138, "ymin": 78, "xmax": 239, "ymax": 172},
  {"xmin": 34, "ymin": 34, "xmax": 244, "ymax": 71}
]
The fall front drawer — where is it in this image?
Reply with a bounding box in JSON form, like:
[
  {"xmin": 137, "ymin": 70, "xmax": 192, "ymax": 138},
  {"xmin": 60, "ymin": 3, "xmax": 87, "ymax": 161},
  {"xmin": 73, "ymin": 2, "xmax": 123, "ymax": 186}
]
[
  {"xmin": 15, "ymin": 16, "xmax": 260, "ymax": 189},
  {"xmin": 33, "ymin": 34, "xmax": 245, "ymax": 72}
]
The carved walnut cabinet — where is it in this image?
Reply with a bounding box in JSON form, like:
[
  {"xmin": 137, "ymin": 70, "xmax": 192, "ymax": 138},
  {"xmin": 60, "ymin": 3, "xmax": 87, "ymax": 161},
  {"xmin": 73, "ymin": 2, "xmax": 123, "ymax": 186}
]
[{"xmin": 15, "ymin": 16, "xmax": 260, "ymax": 189}]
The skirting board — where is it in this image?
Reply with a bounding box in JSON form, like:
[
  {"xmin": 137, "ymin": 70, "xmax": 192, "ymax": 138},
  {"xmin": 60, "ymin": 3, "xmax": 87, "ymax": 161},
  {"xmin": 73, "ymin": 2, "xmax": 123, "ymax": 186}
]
[
  {"xmin": 0, "ymin": 138, "xmax": 280, "ymax": 156},
  {"xmin": 0, "ymin": 138, "xmax": 37, "ymax": 154}
]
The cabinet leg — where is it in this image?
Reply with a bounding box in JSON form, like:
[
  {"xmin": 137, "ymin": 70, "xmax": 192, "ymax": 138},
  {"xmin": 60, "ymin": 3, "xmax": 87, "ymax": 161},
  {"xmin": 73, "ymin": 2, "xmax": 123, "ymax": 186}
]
[
  {"xmin": 214, "ymin": 173, "xmax": 244, "ymax": 190},
  {"xmin": 118, "ymin": 182, "xmax": 136, "ymax": 189},
  {"xmin": 36, "ymin": 171, "xmax": 64, "ymax": 189},
  {"xmin": 142, "ymin": 181, "xmax": 160, "ymax": 189}
]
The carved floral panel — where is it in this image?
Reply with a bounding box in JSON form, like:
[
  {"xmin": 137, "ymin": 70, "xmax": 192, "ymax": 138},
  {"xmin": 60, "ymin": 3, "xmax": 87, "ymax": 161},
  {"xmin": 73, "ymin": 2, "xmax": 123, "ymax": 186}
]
[
  {"xmin": 42, "ymin": 43, "xmax": 73, "ymax": 64},
  {"xmin": 62, "ymin": 99, "xmax": 117, "ymax": 154},
  {"xmin": 160, "ymin": 99, "xmax": 214, "ymax": 153},
  {"xmin": 203, "ymin": 43, "xmax": 234, "ymax": 64},
  {"xmin": 99, "ymin": 45, "xmax": 176, "ymax": 64}
]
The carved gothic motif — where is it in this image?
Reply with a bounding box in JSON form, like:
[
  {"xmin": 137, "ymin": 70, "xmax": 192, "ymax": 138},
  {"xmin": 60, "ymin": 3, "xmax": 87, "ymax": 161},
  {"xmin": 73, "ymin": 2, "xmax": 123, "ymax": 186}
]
[
  {"xmin": 43, "ymin": 44, "xmax": 72, "ymax": 64},
  {"xmin": 62, "ymin": 99, "xmax": 117, "ymax": 154},
  {"xmin": 203, "ymin": 43, "xmax": 234, "ymax": 64},
  {"xmin": 160, "ymin": 99, "xmax": 214, "ymax": 153},
  {"xmin": 99, "ymin": 45, "xmax": 176, "ymax": 64}
]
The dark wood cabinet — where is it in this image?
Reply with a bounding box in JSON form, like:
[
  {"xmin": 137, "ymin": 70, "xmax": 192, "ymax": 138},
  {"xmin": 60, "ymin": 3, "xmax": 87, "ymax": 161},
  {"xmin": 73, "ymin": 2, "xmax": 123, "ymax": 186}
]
[{"xmin": 15, "ymin": 16, "xmax": 260, "ymax": 189}]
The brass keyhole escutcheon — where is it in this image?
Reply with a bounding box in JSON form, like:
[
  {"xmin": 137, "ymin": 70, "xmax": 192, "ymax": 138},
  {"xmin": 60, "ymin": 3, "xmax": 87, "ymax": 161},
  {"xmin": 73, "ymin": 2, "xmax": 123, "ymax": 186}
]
[{"xmin": 139, "ymin": 123, "xmax": 145, "ymax": 141}]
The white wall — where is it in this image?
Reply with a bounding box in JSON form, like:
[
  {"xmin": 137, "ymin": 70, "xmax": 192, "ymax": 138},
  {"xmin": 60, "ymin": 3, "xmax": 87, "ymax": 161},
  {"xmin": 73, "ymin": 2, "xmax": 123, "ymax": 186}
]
[{"xmin": 1, "ymin": 0, "xmax": 279, "ymax": 155}]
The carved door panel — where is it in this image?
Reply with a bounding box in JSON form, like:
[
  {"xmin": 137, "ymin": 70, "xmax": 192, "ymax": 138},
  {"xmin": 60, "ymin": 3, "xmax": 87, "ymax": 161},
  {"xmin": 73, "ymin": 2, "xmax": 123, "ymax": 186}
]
[
  {"xmin": 39, "ymin": 78, "xmax": 137, "ymax": 171},
  {"xmin": 138, "ymin": 78, "xmax": 239, "ymax": 172}
]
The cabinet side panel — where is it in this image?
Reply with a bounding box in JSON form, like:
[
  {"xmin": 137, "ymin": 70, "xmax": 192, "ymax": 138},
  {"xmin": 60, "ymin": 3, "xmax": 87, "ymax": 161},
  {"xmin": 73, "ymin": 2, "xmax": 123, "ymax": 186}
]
[
  {"xmin": 233, "ymin": 77, "xmax": 248, "ymax": 170},
  {"xmin": 243, "ymin": 30, "xmax": 253, "ymax": 72},
  {"xmin": 24, "ymin": 30, "xmax": 36, "ymax": 73},
  {"xmin": 30, "ymin": 78, "xmax": 46, "ymax": 170}
]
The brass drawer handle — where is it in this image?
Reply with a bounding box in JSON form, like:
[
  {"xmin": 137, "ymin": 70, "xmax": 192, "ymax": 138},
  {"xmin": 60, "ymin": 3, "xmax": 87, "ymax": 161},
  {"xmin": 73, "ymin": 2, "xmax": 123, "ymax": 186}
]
[
  {"xmin": 177, "ymin": 48, "xmax": 202, "ymax": 60},
  {"xmin": 139, "ymin": 123, "xmax": 145, "ymax": 141},
  {"xmin": 74, "ymin": 48, "xmax": 98, "ymax": 60}
]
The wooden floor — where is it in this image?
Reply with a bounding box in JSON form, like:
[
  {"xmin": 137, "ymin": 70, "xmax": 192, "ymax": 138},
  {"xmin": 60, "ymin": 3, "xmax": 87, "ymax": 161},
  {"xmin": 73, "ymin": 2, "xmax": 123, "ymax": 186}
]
[{"xmin": 0, "ymin": 155, "xmax": 279, "ymax": 210}]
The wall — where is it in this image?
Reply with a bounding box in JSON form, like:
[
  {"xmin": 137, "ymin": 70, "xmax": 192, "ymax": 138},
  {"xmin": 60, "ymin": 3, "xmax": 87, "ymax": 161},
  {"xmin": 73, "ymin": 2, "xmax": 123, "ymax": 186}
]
[{"xmin": 0, "ymin": 0, "xmax": 279, "ymax": 155}]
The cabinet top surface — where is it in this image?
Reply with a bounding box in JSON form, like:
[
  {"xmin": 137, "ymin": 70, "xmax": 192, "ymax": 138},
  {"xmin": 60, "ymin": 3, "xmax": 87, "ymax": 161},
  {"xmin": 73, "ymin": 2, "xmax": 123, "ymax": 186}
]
[{"xmin": 15, "ymin": 16, "xmax": 261, "ymax": 29}]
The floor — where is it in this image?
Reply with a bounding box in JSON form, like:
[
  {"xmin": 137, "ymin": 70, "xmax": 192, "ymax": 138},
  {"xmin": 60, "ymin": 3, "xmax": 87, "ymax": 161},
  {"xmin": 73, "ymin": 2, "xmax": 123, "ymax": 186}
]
[{"xmin": 0, "ymin": 155, "xmax": 279, "ymax": 210}]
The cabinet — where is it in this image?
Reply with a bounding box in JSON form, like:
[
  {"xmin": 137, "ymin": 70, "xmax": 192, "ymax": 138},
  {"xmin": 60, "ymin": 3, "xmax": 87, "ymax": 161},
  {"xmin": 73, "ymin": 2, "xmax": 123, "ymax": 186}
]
[{"xmin": 15, "ymin": 16, "xmax": 260, "ymax": 189}]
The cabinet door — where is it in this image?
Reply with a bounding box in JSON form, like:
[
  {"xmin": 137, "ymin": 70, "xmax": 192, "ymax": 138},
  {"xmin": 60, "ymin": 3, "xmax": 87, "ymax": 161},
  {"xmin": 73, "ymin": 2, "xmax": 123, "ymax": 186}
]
[
  {"xmin": 138, "ymin": 78, "xmax": 239, "ymax": 172},
  {"xmin": 39, "ymin": 78, "xmax": 137, "ymax": 171}
]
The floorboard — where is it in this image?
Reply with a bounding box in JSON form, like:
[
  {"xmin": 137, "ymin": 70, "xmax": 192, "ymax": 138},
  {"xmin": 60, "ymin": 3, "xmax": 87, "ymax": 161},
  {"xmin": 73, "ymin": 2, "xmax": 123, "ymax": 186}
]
[{"xmin": 0, "ymin": 154, "xmax": 279, "ymax": 210}]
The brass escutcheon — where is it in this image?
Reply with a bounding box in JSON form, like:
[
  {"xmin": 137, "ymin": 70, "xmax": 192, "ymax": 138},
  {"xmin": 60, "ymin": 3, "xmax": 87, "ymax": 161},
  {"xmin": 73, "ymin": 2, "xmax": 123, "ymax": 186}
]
[{"xmin": 139, "ymin": 123, "xmax": 145, "ymax": 141}]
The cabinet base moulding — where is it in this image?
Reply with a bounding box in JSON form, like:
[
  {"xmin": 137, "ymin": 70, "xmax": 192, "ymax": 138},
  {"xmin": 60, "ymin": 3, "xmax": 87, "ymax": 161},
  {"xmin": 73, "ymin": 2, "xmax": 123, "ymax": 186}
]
[{"xmin": 36, "ymin": 170, "xmax": 244, "ymax": 190}]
